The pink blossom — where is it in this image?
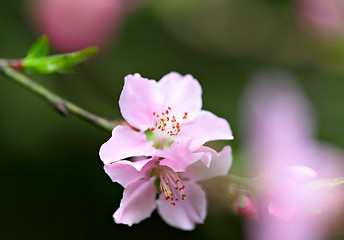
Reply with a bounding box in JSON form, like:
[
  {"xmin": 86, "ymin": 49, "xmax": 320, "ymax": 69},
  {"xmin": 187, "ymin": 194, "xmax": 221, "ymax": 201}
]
[
  {"xmin": 242, "ymin": 71, "xmax": 344, "ymax": 240},
  {"xmin": 266, "ymin": 166, "xmax": 319, "ymax": 220},
  {"xmin": 100, "ymin": 72, "xmax": 233, "ymax": 230},
  {"xmin": 251, "ymin": 165, "xmax": 341, "ymax": 240},
  {"xmin": 31, "ymin": 0, "xmax": 123, "ymax": 52},
  {"xmin": 297, "ymin": 0, "xmax": 344, "ymax": 37}
]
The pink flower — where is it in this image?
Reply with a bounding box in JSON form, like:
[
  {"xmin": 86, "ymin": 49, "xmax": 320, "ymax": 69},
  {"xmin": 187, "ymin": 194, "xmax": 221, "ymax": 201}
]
[
  {"xmin": 266, "ymin": 166, "xmax": 319, "ymax": 220},
  {"xmin": 31, "ymin": 0, "xmax": 123, "ymax": 52},
  {"xmin": 242, "ymin": 71, "xmax": 344, "ymax": 240},
  {"xmin": 251, "ymin": 165, "xmax": 341, "ymax": 240},
  {"xmin": 297, "ymin": 0, "xmax": 344, "ymax": 37},
  {"xmin": 99, "ymin": 72, "xmax": 233, "ymax": 230}
]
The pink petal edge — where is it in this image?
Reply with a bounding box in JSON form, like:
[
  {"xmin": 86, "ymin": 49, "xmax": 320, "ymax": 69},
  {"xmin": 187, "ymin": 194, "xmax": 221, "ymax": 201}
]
[
  {"xmin": 176, "ymin": 110, "xmax": 233, "ymax": 151},
  {"xmin": 99, "ymin": 125, "xmax": 153, "ymax": 165},
  {"xmin": 104, "ymin": 157, "xmax": 156, "ymax": 187},
  {"xmin": 119, "ymin": 73, "xmax": 163, "ymax": 131},
  {"xmin": 157, "ymin": 181, "xmax": 207, "ymax": 230},
  {"xmin": 183, "ymin": 145, "xmax": 233, "ymax": 182},
  {"xmin": 158, "ymin": 72, "xmax": 202, "ymax": 121},
  {"xmin": 114, "ymin": 177, "xmax": 157, "ymax": 226}
]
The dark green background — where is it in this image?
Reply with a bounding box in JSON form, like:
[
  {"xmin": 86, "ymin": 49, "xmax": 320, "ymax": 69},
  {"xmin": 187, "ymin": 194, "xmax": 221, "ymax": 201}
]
[{"xmin": 0, "ymin": 0, "xmax": 344, "ymax": 239}]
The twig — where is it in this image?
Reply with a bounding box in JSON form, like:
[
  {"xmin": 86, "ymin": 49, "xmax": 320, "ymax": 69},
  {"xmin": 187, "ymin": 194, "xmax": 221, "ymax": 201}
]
[{"xmin": 0, "ymin": 60, "xmax": 115, "ymax": 133}]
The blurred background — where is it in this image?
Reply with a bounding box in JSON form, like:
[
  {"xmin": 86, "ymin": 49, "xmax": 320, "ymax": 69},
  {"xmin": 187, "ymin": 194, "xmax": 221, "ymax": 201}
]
[{"xmin": 0, "ymin": 0, "xmax": 344, "ymax": 239}]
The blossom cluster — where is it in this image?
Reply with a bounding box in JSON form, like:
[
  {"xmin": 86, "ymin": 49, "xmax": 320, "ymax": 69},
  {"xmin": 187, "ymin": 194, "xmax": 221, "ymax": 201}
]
[
  {"xmin": 99, "ymin": 72, "xmax": 233, "ymax": 230},
  {"xmin": 98, "ymin": 70, "xmax": 343, "ymax": 236}
]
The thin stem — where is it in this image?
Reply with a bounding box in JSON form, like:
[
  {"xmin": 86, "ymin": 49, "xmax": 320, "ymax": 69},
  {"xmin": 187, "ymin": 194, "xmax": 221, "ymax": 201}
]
[{"xmin": 0, "ymin": 60, "xmax": 115, "ymax": 133}]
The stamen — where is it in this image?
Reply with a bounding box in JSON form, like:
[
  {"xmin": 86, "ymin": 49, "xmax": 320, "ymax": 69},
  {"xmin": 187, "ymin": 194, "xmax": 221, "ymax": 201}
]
[
  {"xmin": 150, "ymin": 107, "xmax": 188, "ymax": 137},
  {"xmin": 158, "ymin": 165, "xmax": 186, "ymax": 206}
]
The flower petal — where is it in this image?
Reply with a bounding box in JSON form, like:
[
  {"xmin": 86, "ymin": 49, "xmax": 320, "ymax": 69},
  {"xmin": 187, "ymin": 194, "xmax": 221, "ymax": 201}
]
[
  {"xmin": 119, "ymin": 73, "xmax": 163, "ymax": 131},
  {"xmin": 158, "ymin": 72, "xmax": 202, "ymax": 121},
  {"xmin": 193, "ymin": 146, "xmax": 217, "ymax": 168},
  {"xmin": 183, "ymin": 146, "xmax": 232, "ymax": 181},
  {"xmin": 286, "ymin": 165, "xmax": 318, "ymax": 182},
  {"xmin": 267, "ymin": 179, "xmax": 298, "ymax": 220},
  {"xmin": 157, "ymin": 181, "xmax": 207, "ymax": 230},
  {"xmin": 113, "ymin": 177, "xmax": 157, "ymax": 226},
  {"xmin": 99, "ymin": 125, "xmax": 153, "ymax": 164},
  {"xmin": 104, "ymin": 158, "xmax": 156, "ymax": 187},
  {"xmin": 176, "ymin": 110, "xmax": 233, "ymax": 151},
  {"xmin": 155, "ymin": 140, "xmax": 203, "ymax": 172}
]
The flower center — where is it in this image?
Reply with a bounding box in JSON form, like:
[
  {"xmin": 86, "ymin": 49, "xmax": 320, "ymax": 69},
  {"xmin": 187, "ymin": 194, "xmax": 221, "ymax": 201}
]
[
  {"xmin": 150, "ymin": 107, "xmax": 188, "ymax": 137},
  {"xmin": 156, "ymin": 165, "xmax": 186, "ymax": 206},
  {"xmin": 147, "ymin": 107, "xmax": 188, "ymax": 149}
]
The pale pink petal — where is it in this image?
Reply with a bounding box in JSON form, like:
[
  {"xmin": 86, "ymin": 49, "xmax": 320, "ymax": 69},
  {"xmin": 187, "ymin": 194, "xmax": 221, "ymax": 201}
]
[
  {"xmin": 176, "ymin": 110, "xmax": 233, "ymax": 151},
  {"xmin": 99, "ymin": 126, "xmax": 153, "ymax": 164},
  {"xmin": 242, "ymin": 71, "xmax": 316, "ymax": 171},
  {"xmin": 155, "ymin": 140, "xmax": 203, "ymax": 172},
  {"xmin": 157, "ymin": 181, "xmax": 207, "ymax": 230},
  {"xmin": 286, "ymin": 166, "xmax": 318, "ymax": 182},
  {"xmin": 267, "ymin": 179, "xmax": 299, "ymax": 220},
  {"xmin": 194, "ymin": 146, "xmax": 217, "ymax": 167},
  {"xmin": 268, "ymin": 201, "xmax": 296, "ymax": 220},
  {"xmin": 119, "ymin": 73, "xmax": 163, "ymax": 130},
  {"xmin": 113, "ymin": 177, "xmax": 157, "ymax": 226},
  {"xmin": 104, "ymin": 158, "xmax": 156, "ymax": 187},
  {"xmin": 158, "ymin": 72, "xmax": 202, "ymax": 121},
  {"xmin": 183, "ymin": 146, "xmax": 232, "ymax": 181}
]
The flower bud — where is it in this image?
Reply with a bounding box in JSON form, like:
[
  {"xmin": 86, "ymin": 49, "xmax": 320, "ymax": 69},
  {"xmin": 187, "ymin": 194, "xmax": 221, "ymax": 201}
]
[{"xmin": 234, "ymin": 194, "xmax": 259, "ymax": 220}]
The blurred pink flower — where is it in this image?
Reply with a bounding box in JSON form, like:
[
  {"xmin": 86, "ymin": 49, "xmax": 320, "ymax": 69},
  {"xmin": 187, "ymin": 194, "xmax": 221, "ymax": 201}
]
[
  {"xmin": 100, "ymin": 72, "xmax": 233, "ymax": 229},
  {"xmin": 266, "ymin": 166, "xmax": 318, "ymax": 220},
  {"xmin": 242, "ymin": 71, "xmax": 344, "ymax": 240},
  {"xmin": 31, "ymin": 0, "xmax": 123, "ymax": 52},
  {"xmin": 297, "ymin": 0, "xmax": 344, "ymax": 37}
]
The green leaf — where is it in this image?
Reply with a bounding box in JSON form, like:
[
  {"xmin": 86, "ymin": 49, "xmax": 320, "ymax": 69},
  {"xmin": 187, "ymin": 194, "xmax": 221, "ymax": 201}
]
[
  {"xmin": 304, "ymin": 177, "xmax": 344, "ymax": 191},
  {"xmin": 26, "ymin": 35, "xmax": 50, "ymax": 59},
  {"xmin": 22, "ymin": 47, "xmax": 98, "ymax": 74}
]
